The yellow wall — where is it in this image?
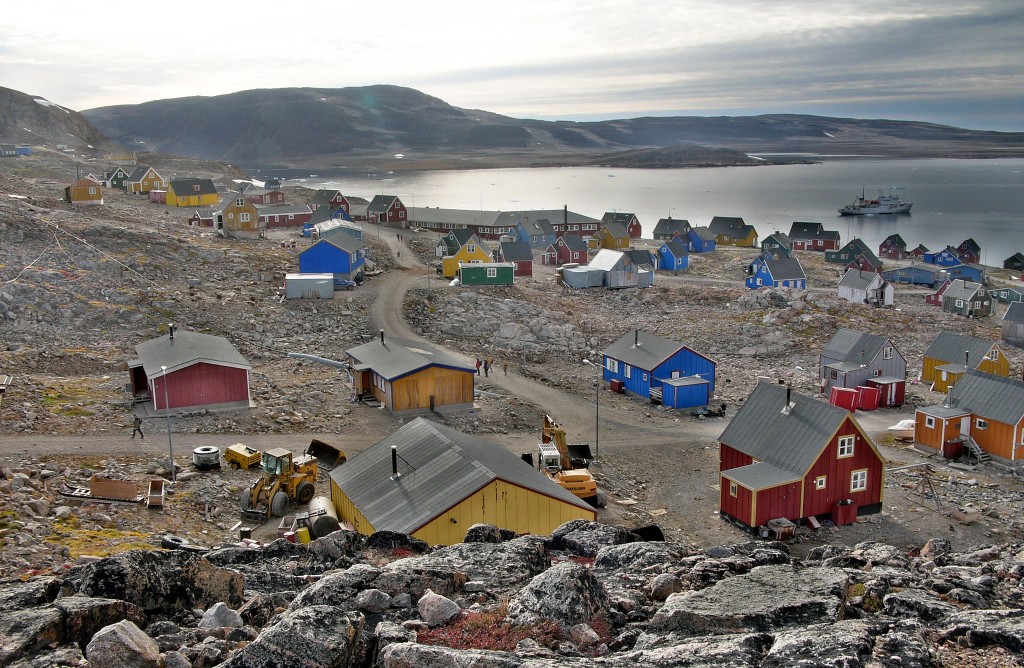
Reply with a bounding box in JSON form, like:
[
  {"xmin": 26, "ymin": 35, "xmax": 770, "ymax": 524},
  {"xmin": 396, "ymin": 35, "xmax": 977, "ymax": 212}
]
[
  {"xmin": 330, "ymin": 481, "xmax": 376, "ymax": 535},
  {"xmin": 413, "ymin": 480, "xmax": 595, "ymax": 546},
  {"xmin": 442, "ymin": 245, "xmax": 492, "ymax": 278},
  {"xmin": 924, "ymin": 351, "xmax": 1009, "ymax": 384},
  {"xmin": 390, "ymin": 367, "xmax": 473, "ymax": 413}
]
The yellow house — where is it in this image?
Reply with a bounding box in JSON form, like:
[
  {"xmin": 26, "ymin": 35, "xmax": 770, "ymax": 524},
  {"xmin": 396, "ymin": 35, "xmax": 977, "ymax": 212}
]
[
  {"xmin": 441, "ymin": 236, "xmax": 492, "ymax": 278},
  {"xmin": 126, "ymin": 166, "xmax": 166, "ymax": 194},
  {"xmin": 167, "ymin": 178, "xmax": 219, "ymax": 207},
  {"xmin": 220, "ymin": 196, "xmax": 262, "ymax": 238},
  {"xmin": 64, "ymin": 177, "xmax": 103, "ymax": 205},
  {"xmin": 588, "ymin": 222, "xmax": 631, "ymax": 251},
  {"xmin": 921, "ymin": 331, "xmax": 1009, "ymax": 393},
  {"xmin": 329, "ymin": 418, "xmax": 595, "ymax": 546}
]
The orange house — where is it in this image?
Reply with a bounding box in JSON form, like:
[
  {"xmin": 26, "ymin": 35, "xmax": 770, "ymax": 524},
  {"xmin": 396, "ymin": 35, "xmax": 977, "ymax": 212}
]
[{"xmin": 64, "ymin": 177, "xmax": 103, "ymax": 205}]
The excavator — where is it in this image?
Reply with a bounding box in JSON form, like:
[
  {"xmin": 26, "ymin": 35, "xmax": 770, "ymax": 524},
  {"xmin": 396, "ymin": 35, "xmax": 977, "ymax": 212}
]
[{"xmin": 534, "ymin": 414, "xmax": 605, "ymax": 507}]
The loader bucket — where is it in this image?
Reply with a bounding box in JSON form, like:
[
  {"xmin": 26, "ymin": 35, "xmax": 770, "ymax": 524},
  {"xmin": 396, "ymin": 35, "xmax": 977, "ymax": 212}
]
[
  {"xmin": 307, "ymin": 439, "xmax": 346, "ymax": 470},
  {"xmin": 566, "ymin": 443, "xmax": 593, "ymax": 468}
]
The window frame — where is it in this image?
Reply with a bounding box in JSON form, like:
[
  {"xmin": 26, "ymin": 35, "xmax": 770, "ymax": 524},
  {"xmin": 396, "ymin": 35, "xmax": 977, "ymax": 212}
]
[
  {"xmin": 815, "ymin": 475, "xmax": 827, "ymax": 490},
  {"xmin": 729, "ymin": 481, "xmax": 737, "ymax": 498},
  {"xmin": 837, "ymin": 435, "xmax": 855, "ymax": 458},
  {"xmin": 850, "ymin": 469, "xmax": 868, "ymax": 492}
]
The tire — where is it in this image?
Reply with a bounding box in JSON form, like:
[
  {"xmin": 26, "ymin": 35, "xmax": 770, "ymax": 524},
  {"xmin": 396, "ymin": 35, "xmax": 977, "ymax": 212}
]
[
  {"xmin": 296, "ymin": 481, "xmax": 315, "ymax": 505},
  {"xmin": 161, "ymin": 534, "xmax": 186, "ymax": 550},
  {"xmin": 230, "ymin": 461, "xmax": 240, "ymax": 470},
  {"xmin": 346, "ymin": 284, "xmax": 354, "ymax": 291},
  {"xmin": 270, "ymin": 491, "xmax": 289, "ymax": 518},
  {"xmin": 240, "ymin": 487, "xmax": 254, "ymax": 512}
]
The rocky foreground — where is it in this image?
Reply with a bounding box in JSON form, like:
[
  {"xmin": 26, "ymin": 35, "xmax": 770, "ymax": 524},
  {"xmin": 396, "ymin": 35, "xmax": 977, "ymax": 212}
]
[{"xmin": 3, "ymin": 515, "xmax": 1024, "ymax": 667}]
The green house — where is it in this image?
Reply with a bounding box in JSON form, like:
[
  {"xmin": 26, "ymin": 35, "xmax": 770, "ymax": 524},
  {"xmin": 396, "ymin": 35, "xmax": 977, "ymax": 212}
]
[
  {"xmin": 104, "ymin": 166, "xmax": 132, "ymax": 190},
  {"xmin": 458, "ymin": 262, "xmax": 515, "ymax": 286}
]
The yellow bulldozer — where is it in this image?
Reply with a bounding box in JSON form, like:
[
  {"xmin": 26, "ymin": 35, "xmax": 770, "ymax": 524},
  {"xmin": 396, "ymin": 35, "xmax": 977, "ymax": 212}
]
[
  {"xmin": 534, "ymin": 415, "xmax": 604, "ymax": 507},
  {"xmin": 240, "ymin": 448, "xmax": 319, "ymax": 521}
]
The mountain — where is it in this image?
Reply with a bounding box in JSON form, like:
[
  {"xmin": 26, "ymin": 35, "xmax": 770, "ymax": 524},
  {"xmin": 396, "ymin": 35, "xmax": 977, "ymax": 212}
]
[{"xmin": 0, "ymin": 85, "xmax": 111, "ymax": 150}]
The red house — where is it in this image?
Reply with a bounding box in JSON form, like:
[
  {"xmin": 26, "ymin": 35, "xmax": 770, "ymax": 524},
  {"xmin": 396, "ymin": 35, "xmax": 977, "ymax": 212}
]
[
  {"xmin": 719, "ymin": 382, "xmax": 885, "ymax": 531},
  {"xmin": 498, "ymin": 240, "xmax": 534, "ymax": 277},
  {"xmin": 925, "ymin": 279, "xmax": 952, "ymax": 306},
  {"xmin": 127, "ymin": 326, "xmax": 252, "ymax": 412},
  {"xmin": 367, "ymin": 195, "xmax": 408, "ymax": 228},
  {"xmin": 543, "ymin": 234, "xmax": 589, "ymax": 266},
  {"xmin": 878, "ymin": 233, "xmax": 907, "ymax": 260},
  {"xmin": 311, "ymin": 189, "xmax": 352, "ymax": 214},
  {"xmin": 601, "ymin": 212, "xmax": 643, "ymax": 239}
]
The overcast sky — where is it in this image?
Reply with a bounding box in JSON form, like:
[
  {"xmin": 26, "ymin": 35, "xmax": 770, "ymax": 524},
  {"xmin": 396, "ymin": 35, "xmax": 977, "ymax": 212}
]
[{"xmin": 3, "ymin": 1, "xmax": 1022, "ymax": 131}]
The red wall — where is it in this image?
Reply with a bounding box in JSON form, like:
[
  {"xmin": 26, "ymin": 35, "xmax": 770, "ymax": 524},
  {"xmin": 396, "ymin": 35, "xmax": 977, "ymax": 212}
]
[
  {"xmin": 153, "ymin": 362, "xmax": 249, "ymax": 410},
  {"xmin": 752, "ymin": 482, "xmax": 802, "ymax": 528},
  {"xmin": 720, "ymin": 478, "xmax": 754, "ymax": 526},
  {"xmin": 803, "ymin": 419, "xmax": 884, "ymax": 519},
  {"xmin": 719, "ymin": 444, "xmax": 753, "ymax": 473}
]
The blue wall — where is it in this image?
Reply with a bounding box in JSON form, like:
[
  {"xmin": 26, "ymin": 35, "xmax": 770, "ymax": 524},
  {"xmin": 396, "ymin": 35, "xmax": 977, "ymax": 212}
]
[
  {"xmin": 299, "ymin": 241, "xmax": 362, "ymax": 277},
  {"xmin": 602, "ymin": 347, "xmax": 716, "ymax": 402}
]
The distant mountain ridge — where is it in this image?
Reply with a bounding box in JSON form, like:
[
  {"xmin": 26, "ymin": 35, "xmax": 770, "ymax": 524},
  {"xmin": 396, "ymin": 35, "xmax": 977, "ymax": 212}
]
[{"xmin": 0, "ymin": 86, "xmax": 110, "ymax": 150}]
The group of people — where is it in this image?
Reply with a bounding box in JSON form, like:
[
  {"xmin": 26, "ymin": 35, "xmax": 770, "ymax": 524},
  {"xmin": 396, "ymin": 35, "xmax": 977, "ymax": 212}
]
[{"xmin": 475, "ymin": 355, "xmax": 509, "ymax": 377}]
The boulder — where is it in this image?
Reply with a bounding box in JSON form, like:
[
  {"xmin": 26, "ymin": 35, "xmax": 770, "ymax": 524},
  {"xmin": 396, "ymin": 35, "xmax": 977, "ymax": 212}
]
[
  {"xmin": 550, "ymin": 521, "xmax": 638, "ymax": 557},
  {"xmin": 84, "ymin": 620, "xmax": 161, "ymax": 668},
  {"xmin": 356, "ymin": 588, "xmax": 392, "ymax": 614},
  {"xmin": 626, "ymin": 631, "xmax": 773, "ymax": 666},
  {"xmin": 650, "ymin": 566, "xmax": 848, "ymax": 636},
  {"xmin": 882, "ymin": 589, "xmax": 959, "ymax": 622},
  {"xmin": 198, "ymin": 601, "xmax": 244, "ymax": 629},
  {"xmin": 218, "ymin": 606, "xmax": 363, "ymax": 668},
  {"xmin": 54, "ymin": 596, "xmax": 146, "ymax": 648},
  {"xmin": 938, "ymin": 609, "xmax": 1024, "ymax": 651},
  {"xmin": 762, "ymin": 620, "xmax": 874, "ymax": 666},
  {"xmin": 378, "ymin": 642, "xmax": 526, "ymax": 667},
  {"xmin": 393, "ymin": 537, "xmax": 547, "ymax": 593},
  {"xmin": 417, "ymin": 589, "xmax": 461, "ymax": 628},
  {"xmin": 507, "ymin": 561, "xmax": 609, "ymax": 628},
  {"xmin": 0, "ymin": 576, "xmax": 62, "ymax": 610},
  {"xmin": 0, "ymin": 608, "xmax": 63, "ymax": 666},
  {"xmin": 365, "ymin": 531, "xmax": 429, "ymax": 554}
]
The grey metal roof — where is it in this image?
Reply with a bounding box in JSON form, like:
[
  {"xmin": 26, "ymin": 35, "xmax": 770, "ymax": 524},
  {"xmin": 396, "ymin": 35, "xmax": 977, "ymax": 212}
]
[
  {"xmin": 367, "ymin": 195, "xmax": 402, "ymax": 214},
  {"xmin": 170, "ymin": 178, "xmax": 217, "ymax": 195},
  {"xmin": 722, "ymin": 461, "xmax": 800, "ymax": 491},
  {"xmin": 709, "ymin": 216, "xmax": 746, "ymax": 234},
  {"xmin": 692, "ymin": 227, "xmax": 716, "ymax": 241},
  {"xmin": 884, "ymin": 263, "xmax": 946, "ymax": 276},
  {"xmin": 519, "ymin": 217, "xmax": 556, "ymax": 236},
  {"xmin": 759, "ymin": 254, "xmax": 806, "ymax": 281},
  {"xmin": 494, "ymin": 209, "xmax": 600, "ymax": 227},
  {"xmin": 719, "ymin": 382, "xmax": 854, "ymax": 476},
  {"xmin": 838, "ymin": 269, "xmax": 880, "ymax": 290},
  {"xmin": 127, "ymin": 165, "xmax": 159, "ymax": 181},
  {"xmin": 1004, "ymin": 302, "xmax": 1024, "ymax": 323},
  {"xmin": 346, "ymin": 335, "xmax": 473, "ymax": 380},
  {"xmin": 255, "ymin": 204, "xmax": 313, "ymax": 216},
  {"xmin": 923, "ymin": 331, "xmax": 996, "ymax": 368},
  {"xmin": 917, "ymin": 404, "xmax": 970, "ymax": 418},
  {"xmin": 410, "ymin": 207, "xmax": 501, "ymax": 226},
  {"xmin": 602, "ymin": 212, "xmax": 637, "ymax": 226},
  {"xmin": 623, "ymin": 249, "xmax": 656, "ymax": 268},
  {"xmin": 822, "ymin": 328, "xmax": 891, "ymax": 364},
  {"xmin": 601, "ymin": 222, "xmax": 630, "ymax": 239},
  {"xmin": 949, "ymin": 370, "xmax": 1024, "ymax": 426},
  {"xmin": 653, "ymin": 218, "xmax": 690, "ymax": 237},
  {"xmin": 763, "ymin": 233, "xmax": 792, "ymax": 247},
  {"xmin": 310, "ymin": 189, "xmax": 343, "ymax": 207},
  {"xmin": 500, "ymin": 241, "xmax": 534, "ymax": 262},
  {"xmin": 301, "ymin": 235, "xmax": 362, "ymax": 256},
  {"xmin": 661, "ymin": 239, "xmax": 688, "ymax": 257},
  {"xmin": 604, "ymin": 330, "xmax": 685, "ymax": 371},
  {"xmin": 328, "ymin": 418, "xmax": 593, "ymax": 534},
  {"xmin": 662, "ymin": 376, "xmax": 708, "ymax": 387},
  {"xmin": 788, "ymin": 222, "xmax": 824, "ymax": 239},
  {"xmin": 557, "ymin": 235, "xmax": 588, "ymax": 251},
  {"xmin": 588, "ymin": 249, "xmax": 626, "ymax": 272},
  {"xmin": 133, "ymin": 330, "xmax": 250, "ymax": 379},
  {"xmin": 882, "ymin": 233, "xmax": 907, "ymax": 248},
  {"xmin": 942, "ymin": 279, "xmax": 984, "ymax": 301}
]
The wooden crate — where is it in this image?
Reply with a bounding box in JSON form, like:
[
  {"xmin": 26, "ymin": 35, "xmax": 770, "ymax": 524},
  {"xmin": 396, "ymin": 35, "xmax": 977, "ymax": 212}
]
[{"xmin": 90, "ymin": 476, "xmax": 141, "ymax": 501}]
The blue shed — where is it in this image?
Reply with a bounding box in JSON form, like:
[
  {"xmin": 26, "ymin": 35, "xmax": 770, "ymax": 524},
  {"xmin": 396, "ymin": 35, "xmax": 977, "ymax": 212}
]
[
  {"xmin": 602, "ymin": 330, "xmax": 716, "ymax": 409},
  {"xmin": 945, "ymin": 263, "xmax": 986, "ymax": 284},
  {"xmin": 298, "ymin": 236, "xmax": 366, "ymax": 284},
  {"xmin": 882, "ymin": 264, "xmax": 948, "ymax": 287},
  {"xmin": 923, "ymin": 246, "xmax": 962, "ymax": 267},
  {"xmin": 658, "ymin": 239, "xmax": 690, "ymax": 272}
]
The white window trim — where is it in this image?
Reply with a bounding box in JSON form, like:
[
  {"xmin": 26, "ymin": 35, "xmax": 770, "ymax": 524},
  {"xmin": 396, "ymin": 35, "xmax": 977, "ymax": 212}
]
[
  {"xmin": 850, "ymin": 470, "xmax": 868, "ymax": 492},
  {"xmin": 815, "ymin": 476, "xmax": 827, "ymax": 490},
  {"xmin": 606, "ymin": 359, "xmax": 618, "ymax": 373},
  {"xmin": 976, "ymin": 418, "xmax": 988, "ymax": 430},
  {"xmin": 624, "ymin": 365, "xmax": 631, "ymax": 379},
  {"xmin": 729, "ymin": 481, "xmax": 737, "ymax": 497},
  {"xmin": 838, "ymin": 435, "xmax": 855, "ymax": 458}
]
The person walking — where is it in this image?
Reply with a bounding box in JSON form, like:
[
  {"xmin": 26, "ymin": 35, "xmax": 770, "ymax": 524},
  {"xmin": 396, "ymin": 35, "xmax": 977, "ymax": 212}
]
[
  {"xmin": 131, "ymin": 415, "xmax": 144, "ymax": 440},
  {"xmin": 501, "ymin": 359, "xmax": 509, "ymax": 376},
  {"xmin": 475, "ymin": 359, "xmax": 482, "ymax": 375},
  {"xmin": 483, "ymin": 360, "xmax": 490, "ymax": 377}
]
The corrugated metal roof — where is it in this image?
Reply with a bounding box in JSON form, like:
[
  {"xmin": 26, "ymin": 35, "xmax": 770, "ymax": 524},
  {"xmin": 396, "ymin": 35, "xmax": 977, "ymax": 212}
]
[
  {"xmin": 924, "ymin": 331, "xmax": 996, "ymax": 368},
  {"xmin": 346, "ymin": 335, "xmax": 473, "ymax": 380},
  {"xmin": 133, "ymin": 330, "xmax": 250, "ymax": 379},
  {"xmin": 692, "ymin": 227, "xmax": 716, "ymax": 241},
  {"xmin": 558, "ymin": 235, "xmax": 588, "ymax": 251},
  {"xmin": 822, "ymin": 328, "xmax": 890, "ymax": 365},
  {"xmin": 949, "ymin": 370, "xmax": 1024, "ymax": 425},
  {"xmin": 588, "ymin": 249, "xmax": 625, "ymax": 271},
  {"xmin": 602, "ymin": 222, "xmax": 630, "ymax": 239},
  {"xmin": 329, "ymin": 418, "xmax": 593, "ymax": 534},
  {"xmin": 653, "ymin": 219, "xmax": 690, "ymax": 236},
  {"xmin": 760, "ymin": 255, "xmax": 806, "ymax": 281},
  {"xmin": 942, "ymin": 279, "xmax": 984, "ymax": 301},
  {"xmin": 604, "ymin": 330, "xmax": 684, "ymax": 371},
  {"xmin": 917, "ymin": 404, "xmax": 970, "ymax": 418},
  {"xmin": 719, "ymin": 382, "xmax": 850, "ymax": 476},
  {"xmin": 410, "ymin": 208, "xmax": 501, "ymax": 227},
  {"xmin": 838, "ymin": 269, "xmax": 880, "ymax": 290},
  {"xmin": 661, "ymin": 239, "xmax": 688, "ymax": 257},
  {"xmin": 722, "ymin": 461, "xmax": 800, "ymax": 491},
  {"xmin": 500, "ymin": 241, "xmax": 533, "ymax": 262},
  {"xmin": 1004, "ymin": 302, "xmax": 1024, "ymax": 324}
]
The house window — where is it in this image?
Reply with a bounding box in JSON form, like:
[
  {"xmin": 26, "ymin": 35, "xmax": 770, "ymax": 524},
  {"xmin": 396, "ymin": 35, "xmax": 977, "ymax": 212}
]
[
  {"xmin": 624, "ymin": 365, "xmax": 631, "ymax": 379},
  {"xmin": 883, "ymin": 346, "xmax": 893, "ymax": 360},
  {"xmin": 850, "ymin": 470, "xmax": 868, "ymax": 492},
  {"xmin": 729, "ymin": 481, "xmax": 737, "ymax": 497},
  {"xmin": 399, "ymin": 211, "xmax": 405, "ymax": 219},
  {"xmin": 486, "ymin": 268, "xmax": 497, "ymax": 278},
  {"xmin": 88, "ymin": 187, "xmax": 96, "ymax": 195},
  {"xmin": 756, "ymin": 278, "xmax": 763, "ymax": 286},
  {"xmin": 235, "ymin": 198, "xmax": 244, "ymax": 206},
  {"xmin": 838, "ymin": 435, "xmax": 855, "ymax": 458},
  {"xmin": 643, "ymin": 373, "xmax": 648, "ymax": 381},
  {"xmin": 815, "ymin": 476, "xmax": 827, "ymax": 490},
  {"xmin": 976, "ymin": 418, "xmax": 988, "ymax": 430},
  {"xmin": 193, "ymin": 185, "xmax": 200, "ymax": 192},
  {"xmin": 987, "ymin": 350, "xmax": 998, "ymax": 360},
  {"xmin": 572, "ymin": 252, "xmax": 579, "ymax": 260},
  {"xmin": 240, "ymin": 213, "xmax": 250, "ymax": 223},
  {"xmin": 873, "ymin": 369, "xmax": 882, "ymax": 377},
  {"xmin": 830, "ymin": 370, "xmax": 838, "ymax": 380},
  {"xmin": 569, "ymin": 225, "xmax": 579, "ymax": 231},
  {"xmin": 467, "ymin": 244, "xmax": 476, "ymax": 253},
  {"xmin": 955, "ymin": 299, "xmax": 964, "ymax": 308},
  {"xmin": 289, "ymin": 214, "xmax": 294, "ymax": 220},
  {"xmin": 606, "ymin": 359, "xmax": 618, "ymax": 373}
]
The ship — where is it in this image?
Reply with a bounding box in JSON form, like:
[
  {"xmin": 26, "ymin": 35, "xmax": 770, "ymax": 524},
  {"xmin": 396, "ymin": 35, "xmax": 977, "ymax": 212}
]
[{"xmin": 839, "ymin": 187, "xmax": 912, "ymax": 216}]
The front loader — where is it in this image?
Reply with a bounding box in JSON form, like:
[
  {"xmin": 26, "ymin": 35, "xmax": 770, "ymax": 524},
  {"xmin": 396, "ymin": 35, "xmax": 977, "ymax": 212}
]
[{"xmin": 240, "ymin": 448, "xmax": 318, "ymax": 523}]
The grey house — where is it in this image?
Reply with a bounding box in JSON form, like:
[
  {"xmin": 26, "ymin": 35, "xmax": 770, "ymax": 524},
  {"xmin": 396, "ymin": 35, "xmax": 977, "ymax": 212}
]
[
  {"xmin": 819, "ymin": 328, "xmax": 906, "ymax": 396},
  {"xmin": 942, "ymin": 279, "xmax": 992, "ymax": 318}
]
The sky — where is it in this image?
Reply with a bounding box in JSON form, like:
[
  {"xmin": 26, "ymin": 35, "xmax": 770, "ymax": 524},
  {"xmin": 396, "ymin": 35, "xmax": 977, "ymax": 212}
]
[{"xmin": 2, "ymin": 1, "xmax": 1023, "ymax": 131}]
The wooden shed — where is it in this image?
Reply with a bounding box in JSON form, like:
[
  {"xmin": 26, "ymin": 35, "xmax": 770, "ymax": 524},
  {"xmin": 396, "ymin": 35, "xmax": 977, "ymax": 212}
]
[
  {"xmin": 922, "ymin": 332, "xmax": 1009, "ymax": 391},
  {"xmin": 64, "ymin": 177, "xmax": 103, "ymax": 205},
  {"xmin": 128, "ymin": 326, "xmax": 252, "ymax": 411},
  {"xmin": 459, "ymin": 262, "xmax": 515, "ymax": 286},
  {"xmin": 345, "ymin": 332, "xmax": 475, "ymax": 415},
  {"xmin": 328, "ymin": 418, "xmax": 595, "ymax": 545}
]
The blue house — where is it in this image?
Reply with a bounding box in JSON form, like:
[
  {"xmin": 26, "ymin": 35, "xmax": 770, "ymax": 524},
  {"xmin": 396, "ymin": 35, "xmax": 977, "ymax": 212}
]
[
  {"xmin": 923, "ymin": 246, "xmax": 962, "ymax": 267},
  {"xmin": 882, "ymin": 263, "xmax": 948, "ymax": 287},
  {"xmin": 658, "ymin": 239, "xmax": 690, "ymax": 272},
  {"xmin": 602, "ymin": 330, "xmax": 717, "ymax": 409},
  {"xmin": 514, "ymin": 218, "xmax": 557, "ymax": 249},
  {"xmin": 946, "ymin": 263, "xmax": 987, "ymax": 284},
  {"xmin": 687, "ymin": 227, "xmax": 717, "ymax": 253},
  {"xmin": 990, "ymin": 286, "xmax": 1024, "ymax": 304},
  {"xmin": 298, "ymin": 236, "xmax": 366, "ymax": 284},
  {"xmin": 745, "ymin": 251, "xmax": 807, "ymax": 289}
]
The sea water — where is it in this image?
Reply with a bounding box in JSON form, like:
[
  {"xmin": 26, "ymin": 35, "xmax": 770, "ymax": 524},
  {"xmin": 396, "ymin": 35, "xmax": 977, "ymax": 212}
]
[{"xmin": 304, "ymin": 158, "xmax": 1024, "ymax": 262}]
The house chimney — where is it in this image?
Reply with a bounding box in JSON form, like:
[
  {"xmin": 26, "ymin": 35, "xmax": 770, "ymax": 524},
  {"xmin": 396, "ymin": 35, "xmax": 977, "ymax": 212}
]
[
  {"xmin": 380, "ymin": 329, "xmax": 385, "ymax": 345},
  {"xmin": 635, "ymin": 329, "xmax": 640, "ymax": 347},
  {"xmin": 786, "ymin": 386, "xmax": 791, "ymax": 406},
  {"xmin": 964, "ymin": 350, "xmax": 969, "ymax": 369},
  {"xmin": 564, "ymin": 205, "xmax": 568, "ymax": 229},
  {"xmin": 168, "ymin": 323, "xmax": 175, "ymax": 340},
  {"xmin": 391, "ymin": 445, "xmax": 399, "ymax": 478}
]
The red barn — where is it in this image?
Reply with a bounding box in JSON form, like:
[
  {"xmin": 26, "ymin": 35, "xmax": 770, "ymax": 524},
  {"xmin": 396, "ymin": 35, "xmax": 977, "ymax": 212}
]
[
  {"xmin": 128, "ymin": 326, "xmax": 252, "ymax": 412},
  {"xmin": 719, "ymin": 382, "xmax": 885, "ymax": 531}
]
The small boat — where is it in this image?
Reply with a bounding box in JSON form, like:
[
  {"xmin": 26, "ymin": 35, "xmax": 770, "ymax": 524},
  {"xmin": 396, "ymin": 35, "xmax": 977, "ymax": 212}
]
[
  {"xmin": 839, "ymin": 187, "xmax": 912, "ymax": 216},
  {"xmin": 887, "ymin": 418, "xmax": 916, "ymax": 440}
]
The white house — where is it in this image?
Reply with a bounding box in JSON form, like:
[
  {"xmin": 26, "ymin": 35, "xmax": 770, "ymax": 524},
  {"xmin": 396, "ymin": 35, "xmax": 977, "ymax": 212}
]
[{"xmin": 838, "ymin": 268, "xmax": 894, "ymax": 306}]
